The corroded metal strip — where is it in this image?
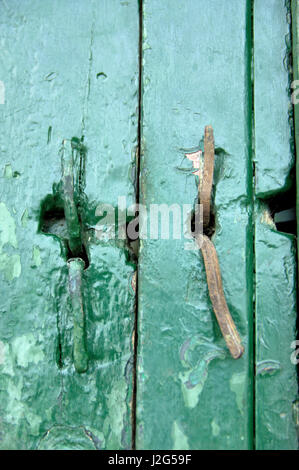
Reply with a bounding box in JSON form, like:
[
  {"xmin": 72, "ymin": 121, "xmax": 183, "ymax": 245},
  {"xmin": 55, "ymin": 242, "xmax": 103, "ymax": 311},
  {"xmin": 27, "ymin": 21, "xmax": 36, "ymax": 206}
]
[
  {"xmin": 199, "ymin": 235, "xmax": 244, "ymax": 359},
  {"xmin": 200, "ymin": 125, "xmax": 215, "ymax": 228},
  {"xmin": 67, "ymin": 258, "xmax": 88, "ymax": 373},
  {"xmin": 188, "ymin": 124, "xmax": 244, "ymax": 359},
  {"xmin": 61, "ymin": 139, "xmax": 82, "ymax": 256}
]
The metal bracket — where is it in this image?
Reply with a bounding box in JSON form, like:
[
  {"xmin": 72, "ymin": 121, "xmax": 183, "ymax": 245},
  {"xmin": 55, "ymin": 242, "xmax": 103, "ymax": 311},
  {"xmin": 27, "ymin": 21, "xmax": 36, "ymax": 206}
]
[
  {"xmin": 61, "ymin": 139, "xmax": 83, "ymax": 257},
  {"xmin": 186, "ymin": 126, "xmax": 244, "ymax": 359}
]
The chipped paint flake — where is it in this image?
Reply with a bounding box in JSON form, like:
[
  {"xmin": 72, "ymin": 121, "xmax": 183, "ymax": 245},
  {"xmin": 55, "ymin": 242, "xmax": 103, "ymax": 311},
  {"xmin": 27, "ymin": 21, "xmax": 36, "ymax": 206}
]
[
  {"xmin": 172, "ymin": 421, "xmax": 189, "ymax": 450},
  {"xmin": 0, "ymin": 340, "xmax": 5, "ymax": 365},
  {"xmin": 0, "ymin": 202, "xmax": 18, "ymax": 248},
  {"xmin": 0, "ymin": 202, "xmax": 21, "ymax": 281},
  {"xmin": 32, "ymin": 246, "xmax": 41, "ymax": 267},
  {"xmin": 185, "ymin": 150, "xmax": 202, "ymax": 176},
  {"xmin": 12, "ymin": 334, "xmax": 45, "ymax": 368},
  {"xmin": 4, "ymin": 163, "xmax": 13, "ymax": 179},
  {"xmin": 179, "ymin": 336, "xmax": 226, "ymax": 408},
  {"xmin": 21, "ymin": 209, "xmax": 29, "ymax": 228},
  {"xmin": 256, "ymin": 359, "xmax": 281, "ymax": 376},
  {"xmin": 261, "ymin": 209, "xmax": 276, "ymax": 229},
  {"xmin": 229, "ymin": 372, "xmax": 246, "ymax": 416},
  {"xmin": 211, "ymin": 419, "xmax": 220, "ymax": 437}
]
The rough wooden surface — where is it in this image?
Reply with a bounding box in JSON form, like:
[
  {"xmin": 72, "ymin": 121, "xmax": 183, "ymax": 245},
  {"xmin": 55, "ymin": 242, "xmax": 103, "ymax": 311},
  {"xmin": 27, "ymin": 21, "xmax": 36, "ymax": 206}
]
[
  {"xmin": 137, "ymin": 0, "xmax": 253, "ymax": 450},
  {"xmin": 254, "ymin": 0, "xmax": 298, "ymax": 449},
  {"xmin": 0, "ymin": 0, "xmax": 139, "ymax": 449}
]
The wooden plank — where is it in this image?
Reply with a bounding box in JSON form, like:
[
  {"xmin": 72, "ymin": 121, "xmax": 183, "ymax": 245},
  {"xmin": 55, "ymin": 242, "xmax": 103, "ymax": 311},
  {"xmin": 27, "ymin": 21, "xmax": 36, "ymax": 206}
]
[
  {"xmin": 254, "ymin": 0, "xmax": 294, "ymax": 198},
  {"xmin": 136, "ymin": 0, "xmax": 254, "ymax": 449},
  {"xmin": 254, "ymin": 0, "xmax": 298, "ymax": 449},
  {"xmin": 292, "ymin": 0, "xmax": 299, "ymax": 279},
  {"xmin": 254, "ymin": 207, "xmax": 298, "ymax": 449},
  {"xmin": 0, "ymin": 0, "xmax": 139, "ymax": 449}
]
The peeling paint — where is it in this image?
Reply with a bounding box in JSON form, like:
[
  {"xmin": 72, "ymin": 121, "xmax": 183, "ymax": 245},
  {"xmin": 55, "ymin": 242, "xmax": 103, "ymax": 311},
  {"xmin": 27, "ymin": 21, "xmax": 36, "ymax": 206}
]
[
  {"xmin": 229, "ymin": 372, "xmax": 246, "ymax": 416},
  {"xmin": 12, "ymin": 334, "xmax": 45, "ymax": 368},
  {"xmin": 0, "ymin": 202, "xmax": 18, "ymax": 248},
  {"xmin": 21, "ymin": 209, "xmax": 29, "ymax": 228},
  {"xmin": 25, "ymin": 410, "xmax": 42, "ymax": 436},
  {"xmin": 32, "ymin": 246, "xmax": 41, "ymax": 267},
  {"xmin": 172, "ymin": 421, "xmax": 189, "ymax": 450},
  {"xmin": 0, "ymin": 202, "xmax": 21, "ymax": 281},
  {"xmin": 261, "ymin": 209, "xmax": 276, "ymax": 229},
  {"xmin": 256, "ymin": 359, "xmax": 281, "ymax": 376},
  {"xmin": 37, "ymin": 425, "xmax": 96, "ymax": 450},
  {"xmin": 106, "ymin": 378, "xmax": 128, "ymax": 448},
  {"xmin": 4, "ymin": 164, "xmax": 13, "ymax": 179},
  {"xmin": 0, "ymin": 340, "xmax": 5, "ymax": 365},
  {"xmin": 211, "ymin": 419, "xmax": 220, "ymax": 437},
  {"xmin": 179, "ymin": 336, "xmax": 226, "ymax": 408}
]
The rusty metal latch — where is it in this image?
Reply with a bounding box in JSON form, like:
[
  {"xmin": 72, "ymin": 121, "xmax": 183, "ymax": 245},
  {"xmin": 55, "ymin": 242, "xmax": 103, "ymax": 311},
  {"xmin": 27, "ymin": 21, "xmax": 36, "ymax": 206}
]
[
  {"xmin": 186, "ymin": 126, "xmax": 244, "ymax": 359},
  {"xmin": 67, "ymin": 258, "xmax": 88, "ymax": 373},
  {"xmin": 62, "ymin": 139, "xmax": 88, "ymax": 373},
  {"xmin": 61, "ymin": 139, "xmax": 83, "ymax": 257}
]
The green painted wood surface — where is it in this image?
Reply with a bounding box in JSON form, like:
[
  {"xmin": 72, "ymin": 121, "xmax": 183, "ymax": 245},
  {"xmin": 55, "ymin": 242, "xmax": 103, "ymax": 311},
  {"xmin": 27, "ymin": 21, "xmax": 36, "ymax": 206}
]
[
  {"xmin": 254, "ymin": 0, "xmax": 298, "ymax": 449},
  {"xmin": 254, "ymin": 0, "xmax": 294, "ymax": 198},
  {"xmin": 0, "ymin": 0, "xmax": 139, "ymax": 450},
  {"xmin": 0, "ymin": 0, "xmax": 298, "ymax": 451},
  {"xmin": 136, "ymin": 0, "xmax": 254, "ymax": 450},
  {"xmin": 293, "ymin": 0, "xmax": 299, "ymax": 274},
  {"xmin": 254, "ymin": 204, "xmax": 297, "ymax": 449}
]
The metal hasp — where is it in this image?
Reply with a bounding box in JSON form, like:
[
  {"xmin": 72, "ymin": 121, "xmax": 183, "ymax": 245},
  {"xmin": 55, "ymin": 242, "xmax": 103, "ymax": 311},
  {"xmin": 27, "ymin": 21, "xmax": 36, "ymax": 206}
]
[
  {"xmin": 61, "ymin": 139, "xmax": 82, "ymax": 257},
  {"xmin": 67, "ymin": 258, "xmax": 88, "ymax": 373},
  {"xmin": 187, "ymin": 125, "xmax": 244, "ymax": 359},
  {"xmin": 62, "ymin": 139, "xmax": 88, "ymax": 373}
]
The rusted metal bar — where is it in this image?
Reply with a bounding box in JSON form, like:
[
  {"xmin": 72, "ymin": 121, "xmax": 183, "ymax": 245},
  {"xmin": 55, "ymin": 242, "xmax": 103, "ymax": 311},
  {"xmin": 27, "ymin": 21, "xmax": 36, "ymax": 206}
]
[
  {"xmin": 67, "ymin": 257, "xmax": 88, "ymax": 373},
  {"xmin": 187, "ymin": 125, "xmax": 244, "ymax": 359},
  {"xmin": 200, "ymin": 125, "xmax": 215, "ymax": 228},
  {"xmin": 199, "ymin": 234, "xmax": 244, "ymax": 359},
  {"xmin": 61, "ymin": 139, "xmax": 82, "ymax": 257}
]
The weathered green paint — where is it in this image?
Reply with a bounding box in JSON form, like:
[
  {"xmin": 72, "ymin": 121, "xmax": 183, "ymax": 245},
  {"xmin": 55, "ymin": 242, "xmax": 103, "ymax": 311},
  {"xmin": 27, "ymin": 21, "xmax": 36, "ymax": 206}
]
[
  {"xmin": 61, "ymin": 140, "xmax": 83, "ymax": 257},
  {"xmin": 254, "ymin": 0, "xmax": 298, "ymax": 449},
  {"xmin": 67, "ymin": 258, "xmax": 88, "ymax": 374},
  {"xmin": 0, "ymin": 0, "xmax": 139, "ymax": 450},
  {"xmin": 0, "ymin": 0, "xmax": 297, "ymax": 451},
  {"xmin": 292, "ymin": 0, "xmax": 299, "ymax": 273},
  {"xmin": 254, "ymin": 0, "xmax": 294, "ymax": 198},
  {"xmin": 137, "ymin": 0, "xmax": 253, "ymax": 450},
  {"xmin": 254, "ymin": 205, "xmax": 298, "ymax": 449}
]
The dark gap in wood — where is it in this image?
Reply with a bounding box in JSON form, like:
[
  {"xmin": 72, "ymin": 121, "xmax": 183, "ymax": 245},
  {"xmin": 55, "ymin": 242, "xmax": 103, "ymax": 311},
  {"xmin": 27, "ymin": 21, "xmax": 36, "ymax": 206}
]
[
  {"xmin": 265, "ymin": 180, "xmax": 297, "ymax": 236},
  {"xmin": 289, "ymin": 3, "xmax": 299, "ymax": 397},
  {"xmin": 249, "ymin": 0, "xmax": 256, "ymax": 451},
  {"xmin": 39, "ymin": 199, "xmax": 90, "ymax": 269},
  {"xmin": 131, "ymin": 0, "xmax": 143, "ymax": 450}
]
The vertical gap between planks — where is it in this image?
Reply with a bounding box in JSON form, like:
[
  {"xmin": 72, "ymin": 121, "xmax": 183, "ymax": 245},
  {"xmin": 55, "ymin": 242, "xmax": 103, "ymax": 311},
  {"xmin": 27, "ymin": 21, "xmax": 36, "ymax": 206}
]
[
  {"xmin": 290, "ymin": 0, "xmax": 299, "ymax": 396},
  {"xmin": 130, "ymin": 0, "xmax": 258, "ymax": 450},
  {"xmin": 247, "ymin": 0, "xmax": 256, "ymax": 450},
  {"xmin": 132, "ymin": 0, "xmax": 143, "ymax": 450}
]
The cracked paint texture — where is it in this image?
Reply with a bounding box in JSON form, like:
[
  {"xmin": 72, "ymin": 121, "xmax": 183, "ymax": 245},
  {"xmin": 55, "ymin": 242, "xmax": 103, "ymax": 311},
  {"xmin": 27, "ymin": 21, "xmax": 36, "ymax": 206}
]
[
  {"xmin": 254, "ymin": 0, "xmax": 298, "ymax": 449},
  {"xmin": 0, "ymin": 0, "xmax": 139, "ymax": 449},
  {"xmin": 137, "ymin": 0, "xmax": 253, "ymax": 450}
]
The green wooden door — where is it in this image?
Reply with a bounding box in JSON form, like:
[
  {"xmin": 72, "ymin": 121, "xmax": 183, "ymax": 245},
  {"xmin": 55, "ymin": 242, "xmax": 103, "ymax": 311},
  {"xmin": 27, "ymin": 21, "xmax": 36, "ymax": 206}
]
[
  {"xmin": 0, "ymin": 0, "xmax": 298, "ymax": 450},
  {"xmin": 0, "ymin": 0, "xmax": 139, "ymax": 450}
]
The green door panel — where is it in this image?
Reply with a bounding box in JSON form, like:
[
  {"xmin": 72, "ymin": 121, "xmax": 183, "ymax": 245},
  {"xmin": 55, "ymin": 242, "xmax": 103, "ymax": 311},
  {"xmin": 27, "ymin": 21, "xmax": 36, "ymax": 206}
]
[
  {"xmin": 254, "ymin": 1, "xmax": 298, "ymax": 449},
  {"xmin": 0, "ymin": 0, "xmax": 139, "ymax": 450},
  {"xmin": 254, "ymin": 0, "xmax": 294, "ymax": 198},
  {"xmin": 255, "ymin": 205, "xmax": 297, "ymax": 449},
  {"xmin": 136, "ymin": 0, "xmax": 254, "ymax": 450},
  {"xmin": 293, "ymin": 0, "xmax": 299, "ymax": 270},
  {"xmin": 0, "ymin": 0, "xmax": 297, "ymax": 451}
]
